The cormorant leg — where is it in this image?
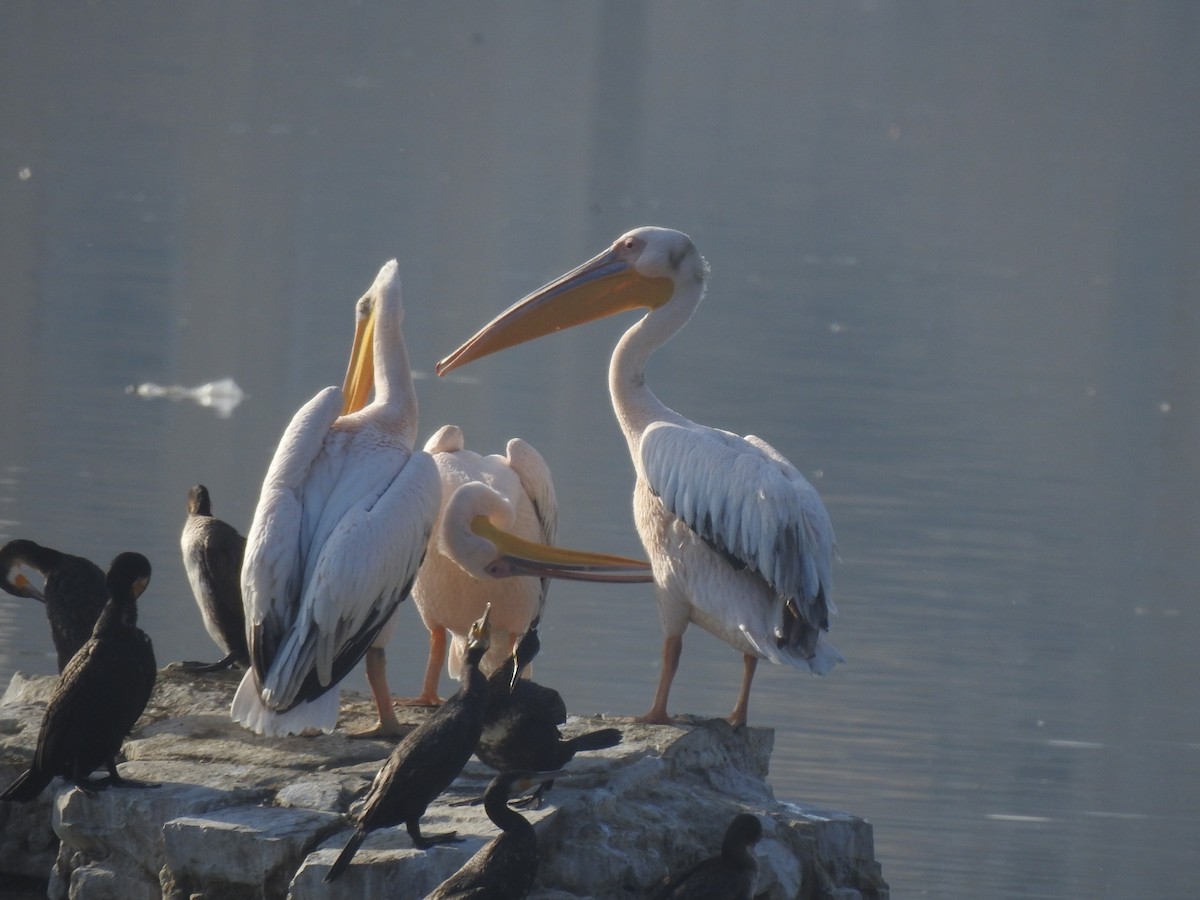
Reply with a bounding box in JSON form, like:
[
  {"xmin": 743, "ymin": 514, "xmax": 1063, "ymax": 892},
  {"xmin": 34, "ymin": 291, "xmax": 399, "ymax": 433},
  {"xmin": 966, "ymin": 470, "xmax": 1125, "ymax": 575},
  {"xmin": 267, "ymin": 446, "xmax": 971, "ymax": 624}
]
[
  {"xmin": 407, "ymin": 817, "xmax": 461, "ymax": 849},
  {"xmin": 177, "ymin": 651, "xmax": 239, "ymax": 673},
  {"xmin": 350, "ymin": 647, "xmax": 410, "ymax": 738},
  {"xmin": 636, "ymin": 634, "xmax": 683, "ymax": 724},
  {"xmin": 398, "ymin": 627, "xmax": 447, "ymax": 707},
  {"xmin": 511, "ymin": 779, "xmax": 551, "ymax": 809},
  {"xmin": 727, "ymin": 654, "xmax": 758, "ymax": 728},
  {"xmin": 99, "ymin": 757, "xmax": 159, "ymax": 790}
]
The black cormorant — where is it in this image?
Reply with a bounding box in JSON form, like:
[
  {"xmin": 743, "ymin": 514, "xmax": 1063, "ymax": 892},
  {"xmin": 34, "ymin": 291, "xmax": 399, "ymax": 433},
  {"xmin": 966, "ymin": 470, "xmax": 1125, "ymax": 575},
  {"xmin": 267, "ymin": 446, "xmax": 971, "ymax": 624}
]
[
  {"xmin": 427, "ymin": 769, "xmax": 563, "ymax": 900},
  {"xmin": 324, "ymin": 604, "xmax": 493, "ymax": 883},
  {"xmin": 476, "ymin": 623, "xmax": 621, "ymax": 807},
  {"xmin": 178, "ymin": 484, "xmax": 249, "ymax": 671},
  {"xmin": 1, "ymin": 552, "xmax": 158, "ymax": 801},
  {"xmin": 651, "ymin": 812, "xmax": 763, "ymax": 900},
  {"xmin": 0, "ymin": 539, "xmax": 108, "ymax": 671}
]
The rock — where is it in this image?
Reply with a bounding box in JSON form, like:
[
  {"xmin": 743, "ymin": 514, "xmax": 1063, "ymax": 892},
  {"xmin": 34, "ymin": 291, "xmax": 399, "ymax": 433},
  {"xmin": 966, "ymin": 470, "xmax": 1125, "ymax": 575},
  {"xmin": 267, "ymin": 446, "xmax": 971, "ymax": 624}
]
[{"xmin": 0, "ymin": 668, "xmax": 888, "ymax": 899}]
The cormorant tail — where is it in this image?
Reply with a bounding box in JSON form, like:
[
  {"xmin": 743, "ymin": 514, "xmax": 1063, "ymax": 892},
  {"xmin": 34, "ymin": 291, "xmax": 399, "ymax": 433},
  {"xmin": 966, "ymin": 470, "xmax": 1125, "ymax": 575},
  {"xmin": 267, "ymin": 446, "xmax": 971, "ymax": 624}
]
[
  {"xmin": 1, "ymin": 767, "xmax": 52, "ymax": 803},
  {"xmin": 324, "ymin": 829, "xmax": 366, "ymax": 883},
  {"xmin": 565, "ymin": 726, "xmax": 622, "ymax": 754}
]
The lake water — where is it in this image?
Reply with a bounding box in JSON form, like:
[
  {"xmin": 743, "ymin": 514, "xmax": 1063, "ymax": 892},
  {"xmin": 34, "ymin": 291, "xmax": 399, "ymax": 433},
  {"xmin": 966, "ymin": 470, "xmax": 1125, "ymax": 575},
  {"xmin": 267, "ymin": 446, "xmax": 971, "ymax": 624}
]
[{"xmin": 2, "ymin": 4, "xmax": 1197, "ymax": 898}]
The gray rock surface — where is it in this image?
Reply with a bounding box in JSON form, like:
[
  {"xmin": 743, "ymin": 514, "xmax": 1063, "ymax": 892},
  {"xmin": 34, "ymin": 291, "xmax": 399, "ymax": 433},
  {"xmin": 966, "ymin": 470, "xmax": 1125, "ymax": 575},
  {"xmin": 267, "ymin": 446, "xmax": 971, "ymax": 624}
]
[{"xmin": 0, "ymin": 668, "xmax": 888, "ymax": 899}]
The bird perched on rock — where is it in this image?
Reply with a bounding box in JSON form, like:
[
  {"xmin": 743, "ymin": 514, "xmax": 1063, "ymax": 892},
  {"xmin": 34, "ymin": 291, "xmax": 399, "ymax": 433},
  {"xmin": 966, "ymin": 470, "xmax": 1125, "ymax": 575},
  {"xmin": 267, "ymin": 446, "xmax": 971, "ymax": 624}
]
[
  {"xmin": 178, "ymin": 484, "xmax": 249, "ymax": 672},
  {"xmin": 651, "ymin": 812, "xmax": 763, "ymax": 899},
  {"xmin": 231, "ymin": 261, "xmax": 441, "ymax": 737},
  {"xmin": 1, "ymin": 552, "xmax": 157, "ymax": 801},
  {"xmin": 437, "ymin": 227, "xmax": 842, "ymax": 727},
  {"xmin": 394, "ymin": 424, "xmax": 653, "ymax": 710},
  {"xmin": 0, "ymin": 539, "xmax": 108, "ymax": 671},
  {"xmin": 324, "ymin": 605, "xmax": 494, "ymax": 883},
  {"xmin": 476, "ymin": 622, "xmax": 620, "ymax": 808},
  {"xmin": 427, "ymin": 769, "xmax": 564, "ymax": 900}
]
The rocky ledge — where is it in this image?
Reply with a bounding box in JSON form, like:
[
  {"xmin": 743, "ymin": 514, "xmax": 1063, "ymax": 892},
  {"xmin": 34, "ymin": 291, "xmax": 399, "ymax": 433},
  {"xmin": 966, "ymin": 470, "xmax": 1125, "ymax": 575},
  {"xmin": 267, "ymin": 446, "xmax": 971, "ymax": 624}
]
[{"xmin": 0, "ymin": 668, "xmax": 887, "ymax": 899}]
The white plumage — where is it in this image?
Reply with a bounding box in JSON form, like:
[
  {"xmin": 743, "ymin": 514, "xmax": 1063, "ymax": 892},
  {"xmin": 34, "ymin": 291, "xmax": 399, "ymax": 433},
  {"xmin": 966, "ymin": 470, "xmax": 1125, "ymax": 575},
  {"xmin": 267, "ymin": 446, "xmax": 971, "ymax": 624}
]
[
  {"xmin": 398, "ymin": 423, "xmax": 652, "ymax": 706},
  {"xmin": 403, "ymin": 425, "xmax": 554, "ymax": 704},
  {"xmin": 437, "ymin": 226, "xmax": 840, "ymax": 726},
  {"xmin": 231, "ymin": 261, "xmax": 441, "ymax": 736}
]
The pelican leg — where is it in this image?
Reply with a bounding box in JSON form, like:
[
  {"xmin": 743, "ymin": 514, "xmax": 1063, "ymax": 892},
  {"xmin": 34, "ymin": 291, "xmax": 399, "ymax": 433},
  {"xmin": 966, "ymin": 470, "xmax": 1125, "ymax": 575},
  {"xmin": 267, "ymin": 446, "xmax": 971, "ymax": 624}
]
[
  {"xmin": 636, "ymin": 634, "xmax": 683, "ymax": 724},
  {"xmin": 350, "ymin": 647, "xmax": 410, "ymax": 738},
  {"xmin": 727, "ymin": 654, "xmax": 758, "ymax": 728},
  {"xmin": 398, "ymin": 626, "xmax": 446, "ymax": 707}
]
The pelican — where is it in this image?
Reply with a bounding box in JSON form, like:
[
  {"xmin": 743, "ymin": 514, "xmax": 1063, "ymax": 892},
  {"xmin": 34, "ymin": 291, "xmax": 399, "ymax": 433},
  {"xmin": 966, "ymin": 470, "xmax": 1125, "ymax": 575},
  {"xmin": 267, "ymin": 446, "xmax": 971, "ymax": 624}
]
[
  {"xmin": 230, "ymin": 260, "xmax": 441, "ymax": 737},
  {"xmin": 400, "ymin": 424, "xmax": 654, "ymax": 706},
  {"xmin": 437, "ymin": 227, "xmax": 841, "ymax": 727}
]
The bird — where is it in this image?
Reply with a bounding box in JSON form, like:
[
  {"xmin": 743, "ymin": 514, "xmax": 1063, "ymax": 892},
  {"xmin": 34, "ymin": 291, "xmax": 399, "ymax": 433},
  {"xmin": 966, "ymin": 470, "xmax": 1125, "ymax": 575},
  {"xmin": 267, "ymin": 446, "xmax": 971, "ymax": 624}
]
[
  {"xmin": 426, "ymin": 769, "xmax": 565, "ymax": 900},
  {"xmin": 475, "ymin": 623, "xmax": 620, "ymax": 808},
  {"xmin": 177, "ymin": 484, "xmax": 249, "ymax": 672},
  {"xmin": 437, "ymin": 226, "xmax": 842, "ymax": 727},
  {"xmin": 651, "ymin": 812, "xmax": 763, "ymax": 900},
  {"xmin": 230, "ymin": 260, "xmax": 441, "ymax": 737},
  {"xmin": 324, "ymin": 605, "xmax": 493, "ymax": 883},
  {"xmin": 401, "ymin": 423, "xmax": 654, "ymax": 707},
  {"xmin": 1, "ymin": 552, "xmax": 157, "ymax": 801},
  {"xmin": 0, "ymin": 539, "xmax": 109, "ymax": 672}
]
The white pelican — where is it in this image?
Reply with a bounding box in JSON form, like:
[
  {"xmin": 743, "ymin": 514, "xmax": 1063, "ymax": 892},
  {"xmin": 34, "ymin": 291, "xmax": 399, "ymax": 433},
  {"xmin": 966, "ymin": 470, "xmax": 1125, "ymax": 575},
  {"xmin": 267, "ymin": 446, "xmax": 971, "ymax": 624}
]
[
  {"xmin": 437, "ymin": 227, "xmax": 841, "ymax": 727},
  {"xmin": 231, "ymin": 261, "xmax": 441, "ymax": 737},
  {"xmin": 401, "ymin": 424, "xmax": 654, "ymax": 706}
]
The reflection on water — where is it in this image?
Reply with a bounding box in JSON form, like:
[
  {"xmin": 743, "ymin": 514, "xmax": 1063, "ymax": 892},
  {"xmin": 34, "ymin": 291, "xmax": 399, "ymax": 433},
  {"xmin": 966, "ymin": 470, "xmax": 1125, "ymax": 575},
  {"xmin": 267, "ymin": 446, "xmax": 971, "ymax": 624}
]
[
  {"xmin": 129, "ymin": 378, "xmax": 246, "ymax": 419},
  {"xmin": 1, "ymin": 5, "xmax": 1198, "ymax": 898}
]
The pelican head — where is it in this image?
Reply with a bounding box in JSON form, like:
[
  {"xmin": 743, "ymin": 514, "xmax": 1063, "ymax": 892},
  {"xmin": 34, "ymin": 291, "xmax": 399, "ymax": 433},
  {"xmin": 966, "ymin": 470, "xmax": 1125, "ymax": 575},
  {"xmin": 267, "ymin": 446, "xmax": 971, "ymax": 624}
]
[
  {"xmin": 442, "ymin": 481, "xmax": 654, "ymax": 583},
  {"xmin": 436, "ymin": 227, "xmax": 708, "ymax": 375},
  {"xmin": 341, "ymin": 260, "xmax": 402, "ymax": 415}
]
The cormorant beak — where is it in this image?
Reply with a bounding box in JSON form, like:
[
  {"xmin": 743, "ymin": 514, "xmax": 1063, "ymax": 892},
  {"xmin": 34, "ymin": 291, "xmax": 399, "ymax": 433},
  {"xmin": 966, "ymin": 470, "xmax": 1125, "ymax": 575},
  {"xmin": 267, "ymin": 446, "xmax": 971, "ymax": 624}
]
[
  {"xmin": 435, "ymin": 244, "xmax": 673, "ymax": 375},
  {"xmin": 471, "ymin": 516, "xmax": 654, "ymax": 583},
  {"xmin": 340, "ymin": 294, "xmax": 376, "ymax": 416},
  {"xmin": 12, "ymin": 572, "xmax": 45, "ymax": 602},
  {"xmin": 509, "ymin": 622, "xmax": 541, "ymax": 692},
  {"xmin": 468, "ymin": 603, "xmax": 493, "ymax": 650}
]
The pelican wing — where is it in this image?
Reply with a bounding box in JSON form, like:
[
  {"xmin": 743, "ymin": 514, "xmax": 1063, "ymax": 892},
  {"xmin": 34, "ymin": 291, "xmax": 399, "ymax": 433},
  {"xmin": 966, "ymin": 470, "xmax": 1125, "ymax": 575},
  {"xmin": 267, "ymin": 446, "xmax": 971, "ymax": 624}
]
[
  {"xmin": 505, "ymin": 437, "xmax": 557, "ymax": 546},
  {"xmin": 242, "ymin": 386, "xmax": 344, "ymax": 654},
  {"xmin": 639, "ymin": 421, "xmax": 835, "ymax": 624},
  {"xmin": 505, "ymin": 436, "xmax": 558, "ymax": 616},
  {"xmin": 260, "ymin": 447, "xmax": 441, "ymax": 710}
]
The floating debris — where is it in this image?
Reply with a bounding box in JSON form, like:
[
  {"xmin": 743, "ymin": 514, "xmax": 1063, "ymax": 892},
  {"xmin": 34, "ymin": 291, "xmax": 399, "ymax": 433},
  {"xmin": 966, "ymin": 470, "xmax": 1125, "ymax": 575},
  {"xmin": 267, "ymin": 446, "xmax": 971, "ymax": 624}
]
[{"xmin": 128, "ymin": 378, "xmax": 245, "ymax": 418}]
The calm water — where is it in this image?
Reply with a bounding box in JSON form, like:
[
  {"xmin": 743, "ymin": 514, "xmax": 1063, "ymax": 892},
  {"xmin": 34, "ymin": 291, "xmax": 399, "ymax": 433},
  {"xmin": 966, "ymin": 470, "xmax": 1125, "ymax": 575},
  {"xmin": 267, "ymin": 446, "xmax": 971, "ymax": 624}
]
[{"xmin": 2, "ymin": 4, "xmax": 1198, "ymax": 897}]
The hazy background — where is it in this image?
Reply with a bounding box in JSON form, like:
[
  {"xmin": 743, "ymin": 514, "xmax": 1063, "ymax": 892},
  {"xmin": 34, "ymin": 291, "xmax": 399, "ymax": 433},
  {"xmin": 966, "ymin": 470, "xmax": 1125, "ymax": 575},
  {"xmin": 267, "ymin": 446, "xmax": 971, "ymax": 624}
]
[{"xmin": 1, "ymin": 3, "xmax": 1197, "ymax": 897}]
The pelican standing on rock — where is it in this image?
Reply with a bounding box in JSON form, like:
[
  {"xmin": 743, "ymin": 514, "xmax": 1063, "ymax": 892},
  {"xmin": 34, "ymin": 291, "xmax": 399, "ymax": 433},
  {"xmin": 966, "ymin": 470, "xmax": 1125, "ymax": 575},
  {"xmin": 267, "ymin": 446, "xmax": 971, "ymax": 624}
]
[
  {"xmin": 400, "ymin": 424, "xmax": 653, "ymax": 706},
  {"xmin": 231, "ymin": 261, "xmax": 441, "ymax": 737},
  {"xmin": 178, "ymin": 484, "xmax": 249, "ymax": 672},
  {"xmin": 437, "ymin": 227, "xmax": 841, "ymax": 727}
]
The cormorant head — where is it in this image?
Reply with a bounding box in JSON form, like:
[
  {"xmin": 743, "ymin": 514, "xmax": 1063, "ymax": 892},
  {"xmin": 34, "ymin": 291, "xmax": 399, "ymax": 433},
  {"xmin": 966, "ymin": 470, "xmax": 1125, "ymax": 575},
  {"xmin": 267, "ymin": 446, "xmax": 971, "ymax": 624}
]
[
  {"xmin": 509, "ymin": 620, "xmax": 542, "ymax": 691},
  {"xmin": 466, "ymin": 603, "xmax": 493, "ymax": 663}
]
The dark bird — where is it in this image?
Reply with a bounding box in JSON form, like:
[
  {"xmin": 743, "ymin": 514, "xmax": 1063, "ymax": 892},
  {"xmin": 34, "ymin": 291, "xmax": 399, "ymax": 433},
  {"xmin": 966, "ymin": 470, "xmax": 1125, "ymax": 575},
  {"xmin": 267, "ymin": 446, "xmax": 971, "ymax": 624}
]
[
  {"xmin": 1, "ymin": 552, "xmax": 158, "ymax": 802},
  {"xmin": 427, "ymin": 769, "xmax": 564, "ymax": 900},
  {"xmin": 178, "ymin": 484, "xmax": 249, "ymax": 672},
  {"xmin": 476, "ymin": 623, "xmax": 620, "ymax": 808},
  {"xmin": 324, "ymin": 605, "xmax": 494, "ymax": 883},
  {"xmin": 0, "ymin": 539, "xmax": 108, "ymax": 671},
  {"xmin": 651, "ymin": 812, "xmax": 764, "ymax": 900}
]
